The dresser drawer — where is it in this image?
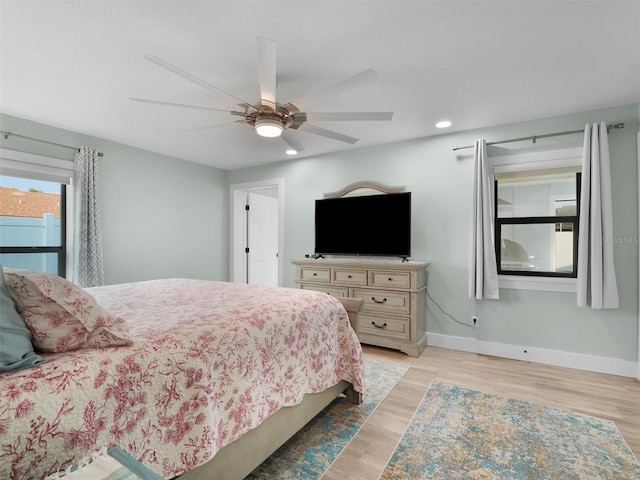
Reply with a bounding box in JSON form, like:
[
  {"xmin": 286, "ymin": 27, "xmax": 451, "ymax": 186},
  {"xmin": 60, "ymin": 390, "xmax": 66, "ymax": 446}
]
[
  {"xmin": 301, "ymin": 284, "xmax": 348, "ymax": 297},
  {"xmin": 292, "ymin": 258, "xmax": 428, "ymax": 357},
  {"xmin": 352, "ymin": 288, "xmax": 411, "ymax": 315},
  {"xmin": 358, "ymin": 313, "xmax": 410, "ymax": 341},
  {"xmin": 368, "ymin": 270, "xmax": 411, "ymax": 289},
  {"xmin": 300, "ymin": 267, "xmax": 331, "ymax": 283},
  {"xmin": 332, "ymin": 269, "xmax": 368, "ymax": 285}
]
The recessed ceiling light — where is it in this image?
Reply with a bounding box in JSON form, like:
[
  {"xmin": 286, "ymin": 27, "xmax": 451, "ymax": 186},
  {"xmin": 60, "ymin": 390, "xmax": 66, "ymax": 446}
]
[
  {"xmin": 435, "ymin": 120, "xmax": 452, "ymax": 129},
  {"xmin": 285, "ymin": 149, "xmax": 297, "ymax": 155}
]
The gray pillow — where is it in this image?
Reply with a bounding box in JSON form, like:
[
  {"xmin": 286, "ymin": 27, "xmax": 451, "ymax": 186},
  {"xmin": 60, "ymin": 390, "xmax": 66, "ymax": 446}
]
[{"xmin": 0, "ymin": 264, "xmax": 46, "ymax": 373}]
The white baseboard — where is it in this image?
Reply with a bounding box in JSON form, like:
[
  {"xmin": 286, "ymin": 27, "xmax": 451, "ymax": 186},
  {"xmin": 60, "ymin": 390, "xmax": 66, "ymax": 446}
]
[{"xmin": 427, "ymin": 333, "xmax": 638, "ymax": 379}]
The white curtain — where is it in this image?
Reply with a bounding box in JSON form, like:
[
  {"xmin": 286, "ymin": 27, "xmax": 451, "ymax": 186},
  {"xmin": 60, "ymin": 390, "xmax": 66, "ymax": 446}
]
[
  {"xmin": 73, "ymin": 146, "xmax": 104, "ymax": 287},
  {"xmin": 577, "ymin": 122, "xmax": 619, "ymax": 309},
  {"xmin": 468, "ymin": 139, "xmax": 499, "ymax": 300}
]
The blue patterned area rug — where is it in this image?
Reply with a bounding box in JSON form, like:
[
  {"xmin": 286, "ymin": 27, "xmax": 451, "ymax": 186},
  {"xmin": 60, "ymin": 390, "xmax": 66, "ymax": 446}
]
[
  {"xmin": 246, "ymin": 358, "xmax": 409, "ymax": 479},
  {"xmin": 381, "ymin": 381, "xmax": 640, "ymax": 480}
]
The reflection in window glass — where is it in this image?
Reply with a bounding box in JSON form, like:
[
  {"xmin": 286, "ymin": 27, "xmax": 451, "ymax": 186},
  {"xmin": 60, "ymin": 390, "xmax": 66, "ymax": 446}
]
[
  {"xmin": 500, "ymin": 223, "xmax": 574, "ymax": 273},
  {"xmin": 497, "ymin": 168, "xmax": 578, "ymax": 218},
  {"xmin": 554, "ymin": 198, "xmax": 577, "ymax": 217},
  {"xmin": 496, "ymin": 167, "xmax": 579, "ymax": 277}
]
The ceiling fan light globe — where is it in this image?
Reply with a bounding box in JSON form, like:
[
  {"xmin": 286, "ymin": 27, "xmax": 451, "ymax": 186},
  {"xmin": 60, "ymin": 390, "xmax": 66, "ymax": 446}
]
[{"xmin": 255, "ymin": 118, "xmax": 283, "ymax": 137}]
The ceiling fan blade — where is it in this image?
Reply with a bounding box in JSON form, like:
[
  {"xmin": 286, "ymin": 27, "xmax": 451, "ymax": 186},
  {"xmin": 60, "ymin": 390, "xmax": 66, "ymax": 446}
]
[
  {"xmin": 256, "ymin": 37, "xmax": 277, "ymax": 110},
  {"xmin": 143, "ymin": 54, "xmax": 250, "ymax": 106},
  {"xmin": 129, "ymin": 97, "xmax": 233, "ymax": 113},
  {"xmin": 292, "ymin": 68, "xmax": 380, "ymax": 110},
  {"xmin": 281, "ymin": 132, "xmax": 305, "ymax": 153},
  {"xmin": 303, "ymin": 112, "xmax": 394, "ymax": 122},
  {"xmin": 297, "ymin": 124, "xmax": 359, "ymax": 144},
  {"xmin": 178, "ymin": 122, "xmax": 239, "ymax": 134}
]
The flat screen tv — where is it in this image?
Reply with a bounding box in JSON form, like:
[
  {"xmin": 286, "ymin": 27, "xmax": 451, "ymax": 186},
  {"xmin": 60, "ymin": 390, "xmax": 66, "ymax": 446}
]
[{"xmin": 314, "ymin": 192, "xmax": 411, "ymax": 258}]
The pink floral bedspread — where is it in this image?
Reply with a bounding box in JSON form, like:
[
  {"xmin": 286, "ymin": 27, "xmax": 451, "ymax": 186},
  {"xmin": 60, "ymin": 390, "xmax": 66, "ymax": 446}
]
[{"xmin": 0, "ymin": 279, "xmax": 364, "ymax": 479}]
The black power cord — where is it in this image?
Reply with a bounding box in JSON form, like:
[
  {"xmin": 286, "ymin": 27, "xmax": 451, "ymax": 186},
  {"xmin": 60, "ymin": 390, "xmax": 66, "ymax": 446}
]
[{"xmin": 426, "ymin": 289, "xmax": 474, "ymax": 327}]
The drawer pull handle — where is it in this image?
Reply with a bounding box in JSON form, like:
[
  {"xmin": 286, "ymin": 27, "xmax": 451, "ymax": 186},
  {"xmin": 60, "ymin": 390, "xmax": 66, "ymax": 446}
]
[
  {"xmin": 371, "ymin": 321, "xmax": 387, "ymax": 329},
  {"xmin": 388, "ymin": 277, "xmax": 393, "ymax": 281},
  {"xmin": 371, "ymin": 297, "xmax": 387, "ymax": 304},
  {"xmin": 313, "ymin": 273, "xmax": 318, "ymax": 276},
  {"xmin": 347, "ymin": 275, "xmax": 352, "ymax": 278}
]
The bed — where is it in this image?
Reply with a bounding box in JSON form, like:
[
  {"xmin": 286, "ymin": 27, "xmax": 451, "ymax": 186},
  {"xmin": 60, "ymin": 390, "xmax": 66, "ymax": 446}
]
[{"xmin": 0, "ymin": 271, "xmax": 365, "ymax": 480}]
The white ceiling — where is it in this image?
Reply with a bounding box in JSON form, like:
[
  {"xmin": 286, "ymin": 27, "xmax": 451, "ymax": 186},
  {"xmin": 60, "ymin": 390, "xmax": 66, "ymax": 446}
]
[{"xmin": 1, "ymin": 1, "xmax": 639, "ymax": 171}]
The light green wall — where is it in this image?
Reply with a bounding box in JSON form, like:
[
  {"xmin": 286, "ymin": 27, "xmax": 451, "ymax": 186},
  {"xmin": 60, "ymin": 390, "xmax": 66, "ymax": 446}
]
[
  {"xmin": 0, "ymin": 114, "xmax": 228, "ymax": 284},
  {"xmin": 228, "ymin": 104, "xmax": 639, "ymax": 363},
  {"xmin": 2, "ymin": 105, "xmax": 637, "ymax": 363}
]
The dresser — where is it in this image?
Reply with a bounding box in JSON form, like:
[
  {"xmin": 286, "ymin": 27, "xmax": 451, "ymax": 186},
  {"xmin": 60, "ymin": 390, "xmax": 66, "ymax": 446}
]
[{"xmin": 292, "ymin": 258, "xmax": 429, "ymax": 357}]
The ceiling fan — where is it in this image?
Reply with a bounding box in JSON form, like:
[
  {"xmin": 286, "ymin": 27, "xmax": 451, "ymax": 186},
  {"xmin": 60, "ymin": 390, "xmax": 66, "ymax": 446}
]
[{"xmin": 130, "ymin": 37, "xmax": 393, "ymax": 153}]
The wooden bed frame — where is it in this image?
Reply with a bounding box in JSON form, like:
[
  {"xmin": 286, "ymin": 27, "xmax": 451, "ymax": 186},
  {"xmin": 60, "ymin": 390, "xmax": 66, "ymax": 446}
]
[{"xmin": 179, "ymin": 297, "xmax": 363, "ymax": 480}]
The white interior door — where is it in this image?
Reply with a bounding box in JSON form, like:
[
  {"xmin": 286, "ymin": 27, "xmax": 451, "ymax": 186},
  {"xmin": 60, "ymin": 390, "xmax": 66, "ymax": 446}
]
[
  {"xmin": 247, "ymin": 192, "xmax": 278, "ymax": 286},
  {"xmin": 229, "ymin": 178, "xmax": 284, "ymax": 286}
]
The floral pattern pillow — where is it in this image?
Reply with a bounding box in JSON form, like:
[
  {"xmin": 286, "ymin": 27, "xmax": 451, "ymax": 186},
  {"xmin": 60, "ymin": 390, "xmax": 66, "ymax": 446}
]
[{"xmin": 4, "ymin": 269, "xmax": 133, "ymax": 353}]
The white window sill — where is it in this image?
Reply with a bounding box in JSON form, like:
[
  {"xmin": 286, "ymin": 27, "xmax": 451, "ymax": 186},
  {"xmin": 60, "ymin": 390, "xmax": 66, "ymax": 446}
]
[{"xmin": 498, "ymin": 274, "xmax": 576, "ymax": 293}]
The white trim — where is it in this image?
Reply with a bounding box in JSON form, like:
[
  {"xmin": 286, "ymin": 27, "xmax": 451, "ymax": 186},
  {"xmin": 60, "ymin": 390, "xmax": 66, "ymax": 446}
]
[
  {"xmin": 230, "ymin": 188, "xmax": 246, "ymax": 283},
  {"xmin": 490, "ymin": 147, "xmax": 583, "ymax": 171},
  {"xmin": 637, "ymin": 131, "xmax": 640, "ymax": 380},
  {"xmin": 498, "ymin": 274, "xmax": 577, "ymax": 293},
  {"xmin": 427, "ymin": 332, "xmax": 637, "ymax": 378},
  {"xmin": 65, "ymin": 180, "xmax": 75, "ymax": 281},
  {"xmin": 0, "ymin": 148, "xmax": 73, "ymax": 184},
  {"xmin": 229, "ymin": 178, "xmax": 284, "ymax": 286}
]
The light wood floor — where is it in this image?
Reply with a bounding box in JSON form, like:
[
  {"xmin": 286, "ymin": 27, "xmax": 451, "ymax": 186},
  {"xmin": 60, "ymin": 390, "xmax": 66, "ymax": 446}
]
[{"xmin": 322, "ymin": 345, "xmax": 640, "ymax": 480}]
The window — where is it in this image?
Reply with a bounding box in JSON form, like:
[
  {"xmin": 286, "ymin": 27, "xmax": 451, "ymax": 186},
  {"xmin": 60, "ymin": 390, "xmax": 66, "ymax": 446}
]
[
  {"xmin": 490, "ymin": 147, "xmax": 583, "ymax": 292},
  {"xmin": 0, "ymin": 176, "xmax": 67, "ymax": 276},
  {"xmin": 0, "ymin": 149, "xmax": 74, "ymax": 277},
  {"xmin": 496, "ymin": 168, "xmax": 580, "ymax": 277}
]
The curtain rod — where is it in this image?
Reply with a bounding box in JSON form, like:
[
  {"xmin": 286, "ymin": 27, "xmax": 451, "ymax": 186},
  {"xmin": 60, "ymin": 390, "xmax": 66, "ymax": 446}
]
[
  {"xmin": 452, "ymin": 122, "xmax": 625, "ymax": 152},
  {"xmin": 0, "ymin": 130, "xmax": 104, "ymax": 157}
]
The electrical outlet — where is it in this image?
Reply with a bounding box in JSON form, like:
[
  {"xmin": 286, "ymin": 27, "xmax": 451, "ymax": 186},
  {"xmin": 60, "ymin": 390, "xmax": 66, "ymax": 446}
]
[{"xmin": 471, "ymin": 316, "xmax": 479, "ymax": 327}]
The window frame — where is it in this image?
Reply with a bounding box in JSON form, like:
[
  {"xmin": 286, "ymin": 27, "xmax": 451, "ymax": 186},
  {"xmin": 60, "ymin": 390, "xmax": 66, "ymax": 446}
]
[
  {"xmin": 0, "ymin": 149, "xmax": 74, "ymax": 278},
  {"xmin": 495, "ymin": 172, "xmax": 581, "ymax": 278},
  {"xmin": 489, "ymin": 147, "xmax": 583, "ymax": 293}
]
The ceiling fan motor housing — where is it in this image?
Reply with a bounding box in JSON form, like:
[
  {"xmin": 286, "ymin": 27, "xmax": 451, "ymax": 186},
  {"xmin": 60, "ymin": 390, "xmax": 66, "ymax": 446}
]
[{"xmin": 250, "ymin": 104, "xmax": 303, "ymax": 135}]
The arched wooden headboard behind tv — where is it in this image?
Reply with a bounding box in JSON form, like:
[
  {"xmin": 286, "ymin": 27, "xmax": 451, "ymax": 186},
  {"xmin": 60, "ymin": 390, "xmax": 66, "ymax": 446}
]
[{"xmin": 324, "ymin": 181, "xmax": 406, "ymax": 199}]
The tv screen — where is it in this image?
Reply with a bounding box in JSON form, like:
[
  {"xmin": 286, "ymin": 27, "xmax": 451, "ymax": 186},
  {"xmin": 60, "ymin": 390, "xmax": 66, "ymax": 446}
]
[{"xmin": 314, "ymin": 192, "xmax": 411, "ymax": 257}]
